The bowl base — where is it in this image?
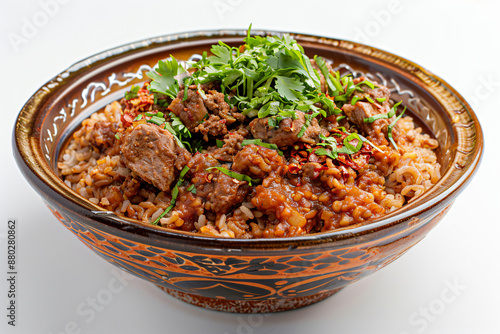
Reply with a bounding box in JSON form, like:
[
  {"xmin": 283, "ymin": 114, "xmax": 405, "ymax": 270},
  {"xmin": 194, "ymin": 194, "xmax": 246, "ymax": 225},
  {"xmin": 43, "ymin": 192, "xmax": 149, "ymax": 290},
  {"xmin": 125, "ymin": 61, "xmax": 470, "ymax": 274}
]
[{"xmin": 157, "ymin": 285, "xmax": 342, "ymax": 313}]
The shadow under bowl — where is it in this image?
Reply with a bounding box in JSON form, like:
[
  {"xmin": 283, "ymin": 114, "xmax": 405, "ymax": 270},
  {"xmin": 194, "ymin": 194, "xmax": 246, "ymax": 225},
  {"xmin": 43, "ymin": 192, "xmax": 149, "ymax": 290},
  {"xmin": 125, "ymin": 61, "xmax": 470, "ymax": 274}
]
[{"xmin": 13, "ymin": 30, "xmax": 483, "ymax": 313}]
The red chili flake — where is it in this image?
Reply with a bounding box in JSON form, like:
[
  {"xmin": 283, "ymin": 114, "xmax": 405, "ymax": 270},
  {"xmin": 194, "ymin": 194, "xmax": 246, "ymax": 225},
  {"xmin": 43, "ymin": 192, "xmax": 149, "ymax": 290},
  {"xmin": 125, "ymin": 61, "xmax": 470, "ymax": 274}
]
[
  {"xmin": 219, "ymin": 119, "xmax": 226, "ymax": 124},
  {"xmin": 288, "ymin": 164, "xmax": 301, "ymax": 174},
  {"xmin": 205, "ymin": 173, "xmax": 213, "ymax": 183},
  {"xmin": 121, "ymin": 113, "xmax": 134, "ymax": 127}
]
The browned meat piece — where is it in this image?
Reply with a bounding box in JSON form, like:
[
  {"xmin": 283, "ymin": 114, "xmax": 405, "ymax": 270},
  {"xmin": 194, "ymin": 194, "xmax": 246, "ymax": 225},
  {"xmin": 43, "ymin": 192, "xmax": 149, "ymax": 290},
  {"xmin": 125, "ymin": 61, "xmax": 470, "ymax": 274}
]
[
  {"xmin": 168, "ymin": 89, "xmax": 208, "ymax": 132},
  {"xmin": 187, "ymin": 153, "xmax": 249, "ymax": 214},
  {"xmin": 208, "ymin": 172, "xmax": 250, "ymax": 214},
  {"xmin": 233, "ymin": 144, "xmax": 285, "ymax": 178},
  {"xmin": 121, "ymin": 123, "xmax": 192, "ymax": 192},
  {"xmin": 342, "ymin": 77, "xmax": 396, "ymax": 144},
  {"xmin": 210, "ymin": 126, "xmax": 250, "ymax": 161},
  {"xmin": 249, "ymin": 112, "xmax": 327, "ymax": 147},
  {"xmin": 89, "ymin": 121, "xmax": 118, "ymax": 150},
  {"xmin": 352, "ymin": 76, "xmax": 391, "ymax": 102},
  {"xmin": 195, "ymin": 114, "xmax": 228, "ymax": 141},
  {"xmin": 204, "ymin": 90, "xmax": 238, "ymax": 125},
  {"xmin": 187, "ymin": 153, "xmax": 219, "ymax": 199},
  {"xmin": 301, "ymin": 162, "xmax": 324, "ymax": 180}
]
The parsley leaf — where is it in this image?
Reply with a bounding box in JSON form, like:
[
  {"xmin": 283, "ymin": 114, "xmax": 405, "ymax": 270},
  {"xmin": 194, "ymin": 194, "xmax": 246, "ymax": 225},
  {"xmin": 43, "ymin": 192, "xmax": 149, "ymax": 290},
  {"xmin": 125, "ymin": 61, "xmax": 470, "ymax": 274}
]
[
  {"xmin": 125, "ymin": 85, "xmax": 140, "ymax": 100},
  {"xmin": 147, "ymin": 57, "xmax": 186, "ymax": 99},
  {"xmin": 274, "ymin": 75, "xmax": 304, "ymax": 101}
]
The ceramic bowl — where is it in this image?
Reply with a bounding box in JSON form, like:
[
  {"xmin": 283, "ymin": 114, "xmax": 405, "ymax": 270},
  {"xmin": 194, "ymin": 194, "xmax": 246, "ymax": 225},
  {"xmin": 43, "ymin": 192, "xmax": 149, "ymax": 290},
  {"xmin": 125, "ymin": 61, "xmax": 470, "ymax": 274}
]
[{"xmin": 13, "ymin": 30, "xmax": 483, "ymax": 313}]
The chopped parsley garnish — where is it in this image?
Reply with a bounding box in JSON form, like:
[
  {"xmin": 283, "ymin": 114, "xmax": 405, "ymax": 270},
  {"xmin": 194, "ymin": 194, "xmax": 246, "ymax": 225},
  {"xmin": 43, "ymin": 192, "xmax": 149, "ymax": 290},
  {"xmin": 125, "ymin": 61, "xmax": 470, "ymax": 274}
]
[
  {"xmin": 125, "ymin": 85, "xmax": 140, "ymax": 100},
  {"xmin": 216, "ymin": 139, "xmax": 224, "ymax": 148},
  {"xmin": 314, "ymin": 131, "xmax": 365, "ymax": 160},
  {"xmin": 146, "ymin": 57, "xmax": 186, "ymax": 99},
  {"xmin": 206, "ymin": 167, "xmax": 261, "ymax": 186},
  {"xmin": 146, "ymin": 26, "xmax": 348, "ymax": 137}
]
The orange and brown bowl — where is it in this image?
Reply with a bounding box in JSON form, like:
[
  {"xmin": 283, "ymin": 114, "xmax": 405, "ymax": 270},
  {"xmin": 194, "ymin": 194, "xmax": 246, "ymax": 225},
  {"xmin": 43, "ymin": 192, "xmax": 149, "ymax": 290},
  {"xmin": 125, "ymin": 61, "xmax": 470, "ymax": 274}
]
[{"xmin": 13, "ymin": 30, "xmax": 483, "ymax": 313}]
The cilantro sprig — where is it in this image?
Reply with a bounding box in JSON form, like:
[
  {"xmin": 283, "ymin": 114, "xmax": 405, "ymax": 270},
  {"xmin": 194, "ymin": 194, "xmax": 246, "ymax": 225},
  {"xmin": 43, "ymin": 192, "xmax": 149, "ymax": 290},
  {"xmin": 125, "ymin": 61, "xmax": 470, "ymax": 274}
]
[{"xmin": 146, "ymin": 58, "xmax": 186, "ymax": 99}]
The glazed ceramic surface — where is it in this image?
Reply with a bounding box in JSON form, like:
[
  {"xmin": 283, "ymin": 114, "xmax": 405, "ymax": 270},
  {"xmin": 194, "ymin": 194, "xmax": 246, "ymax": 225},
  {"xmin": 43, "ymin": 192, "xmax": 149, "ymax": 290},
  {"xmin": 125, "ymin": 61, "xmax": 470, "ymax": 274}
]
[{"xmin": 13, "ymin": 30, "xmax": 483, "ymax": 313}]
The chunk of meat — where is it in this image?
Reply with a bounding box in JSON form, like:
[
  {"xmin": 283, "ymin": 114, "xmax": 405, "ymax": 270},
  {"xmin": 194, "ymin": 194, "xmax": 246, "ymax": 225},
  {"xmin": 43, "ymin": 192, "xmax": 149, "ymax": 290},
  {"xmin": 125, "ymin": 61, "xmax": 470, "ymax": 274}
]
[
  {"xmin": 207, "ymin": 172, "xmax": 250, "ymax": 214},
  {"xmin": 195, "ymin": 114, "xmax": 228, "ymax": 141},
  {"xmin": 203, "ymin": 90, "xmax": 238, "ymax": 125},
  {"xmin": 232, "ymin": 144, "xmax": 285, "ymax": 178},
  {"xmin": 120, "ymin": 123, "xmax": 191, "ymax": 192},
  {"xmin": 187, "ymin": 153, "xmax": 219, "ymax": 199},
  {"xmin": 168, "ymin": 89, "xmax": 208, "ymax": 132},
  {"xmin": 342, "ymin": 77, "xmax": 397, "ymax": 144},
  {"xmin": 210, "ymin": 126, "xmax": 250, "ymax": 161},
  {"xmin": 89, "ymin": 121, "xmax": 118, "ymax": 150},
  {"xmin": 187, "ymin": 154, "xmax": 249, "ymax": 214},
  {"xmin": 249, "ymin": 112, "xmax": 327, "ymax": 148}
]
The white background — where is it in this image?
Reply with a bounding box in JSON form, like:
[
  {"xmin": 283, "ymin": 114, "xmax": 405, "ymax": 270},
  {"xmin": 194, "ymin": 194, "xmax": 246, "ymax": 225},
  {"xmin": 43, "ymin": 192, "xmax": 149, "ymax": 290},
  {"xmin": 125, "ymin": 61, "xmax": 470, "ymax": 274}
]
[{"xmin": 1, "ymin": 0, "xmax": 499, "ymax": 333}]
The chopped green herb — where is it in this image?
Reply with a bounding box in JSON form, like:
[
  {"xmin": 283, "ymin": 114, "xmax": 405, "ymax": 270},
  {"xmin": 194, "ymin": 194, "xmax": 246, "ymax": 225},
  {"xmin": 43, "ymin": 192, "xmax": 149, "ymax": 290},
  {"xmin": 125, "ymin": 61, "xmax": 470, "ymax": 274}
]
[
  {"xmin": 147, "ymin": 116, "xmax": 166, "ymax": 126},
  {"xmin": 182, "ymin": 77, "xmax": 193, "ymax": 102},
  {"xmin": 365, "ymin": 96, "xmax": 375, "ymax": 104},
  {"xmin": 297, "ymin": 112, "xmax": 319, "ymax": 138},
  {"xmin": 241, "ymin": 139, "xmax": 283, "ymax": 155},
  {"xmin": 186, "ymin": 184, "xmax": 196, "ymax": 194},
  {"xmin": 133, "ymin": 114, "xmax": 143, "ymax": 121},
  {"xmin": 340, "ymin": 133, "xmax": 363, "ymax": 154},
  {"xmin": 147, "ymin": 57, "xmax": 186, "ymax": 99},
  {"xmin": 363, "ymin": 101, "xmax": 401, "ymax": 123},
  {"xmin": 151, "ymin": 204, "xmax": 174, "ymax": 226},
  {"xmin": 125, "ymin": 85, "xmax": 140, "ymax": 100},
  {"xmin": 336, "ymin": 115, "xmax": 346, "ymax": 122},
  {"xmin": 206, "ymin": 167, "xmax": 261, "ymax": 186},
  {"xmin": 313, "ymin": 147, "xmax": 338, "ymax": 160},
  {"xmin": 376, "ymin": 97, "xmax": 386, "ymax": 103},
  {"xmin": 164, "ymin": 123, "xmax": 185, "ymax": 149},
  {"xmin": 351, "ymin": 96, "xmax": 361, "ymax": 105},
  {"xmin": 114, "ymin": 133, "xmax": 120, "ymax": 140},
  {"xmin": 388, "ymin": 106, "xmax": 406, "ymax": 150},
  {"xmin": 216, "ymin": 139, "xmax": 224, "ymax": 148},
  {"xmin": 152, "ymin": 166, "xmax": 190, "ymax": 225},
  {"xmin": 314, "ymin": 56, "xmax": 337, "ymax": 96}
]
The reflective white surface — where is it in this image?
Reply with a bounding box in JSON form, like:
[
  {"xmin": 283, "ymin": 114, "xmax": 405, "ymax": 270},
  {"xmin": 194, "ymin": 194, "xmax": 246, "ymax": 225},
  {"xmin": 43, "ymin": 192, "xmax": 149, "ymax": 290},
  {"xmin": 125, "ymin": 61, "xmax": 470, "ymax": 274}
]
[{"xmin": 1, "ymin": 0, "xmax": 498, "ymax": 333}]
